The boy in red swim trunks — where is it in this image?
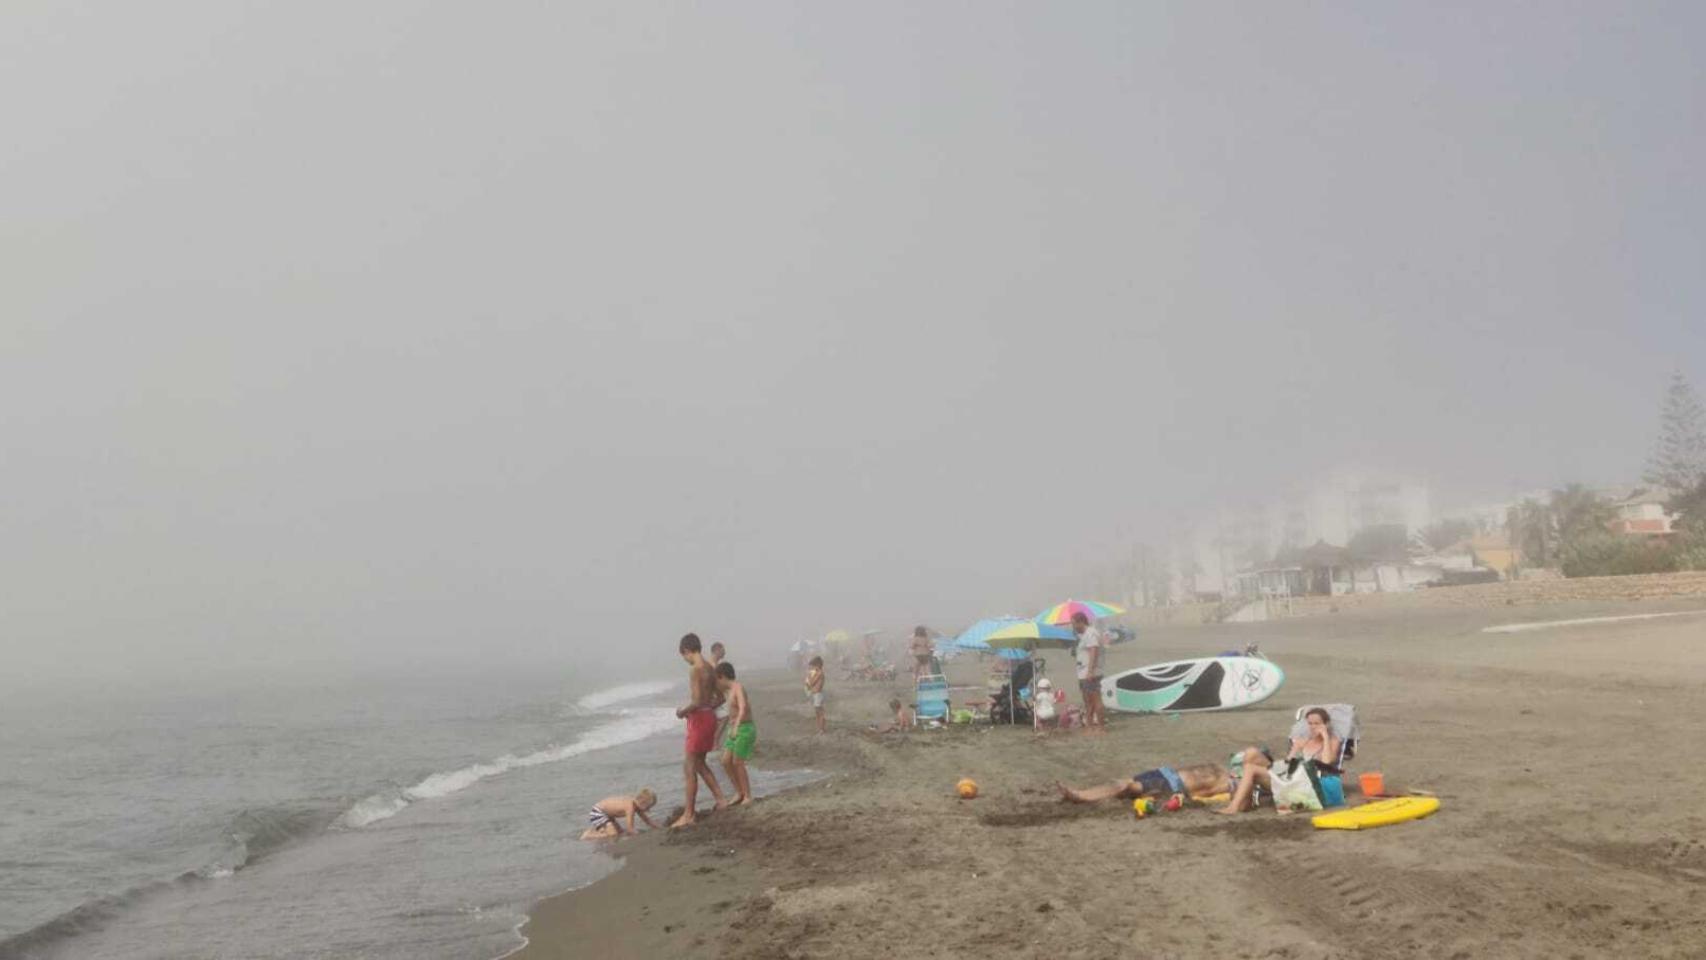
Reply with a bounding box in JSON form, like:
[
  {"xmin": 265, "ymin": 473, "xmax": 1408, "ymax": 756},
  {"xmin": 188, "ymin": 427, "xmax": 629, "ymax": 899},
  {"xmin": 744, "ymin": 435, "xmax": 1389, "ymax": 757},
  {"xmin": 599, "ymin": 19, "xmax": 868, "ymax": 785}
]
[{"xmin": 674, "ymin": 633, "xmax": 727, "ymax": 828}]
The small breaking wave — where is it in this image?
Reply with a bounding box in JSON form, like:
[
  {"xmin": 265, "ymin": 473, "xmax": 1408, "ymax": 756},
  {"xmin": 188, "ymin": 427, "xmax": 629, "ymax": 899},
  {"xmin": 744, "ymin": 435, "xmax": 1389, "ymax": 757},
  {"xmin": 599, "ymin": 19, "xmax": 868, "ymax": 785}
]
[
  {"xmin": 0, "ymin": 872, "xmax": 201, "ymax": 960},
  {"xmin": 574, "ymin": 679, "xmax": 678, "ymax": 712},
  {"xmin": 0, "ymin": 803, "xmax": 339, "ymax": 960},
  {"xmin": 224, "ymin": 803, "xmax": 346, "ymax": 868},
  {"xmin": 339, "ymin": 707, "xmax": 679, "ymax": 829}
]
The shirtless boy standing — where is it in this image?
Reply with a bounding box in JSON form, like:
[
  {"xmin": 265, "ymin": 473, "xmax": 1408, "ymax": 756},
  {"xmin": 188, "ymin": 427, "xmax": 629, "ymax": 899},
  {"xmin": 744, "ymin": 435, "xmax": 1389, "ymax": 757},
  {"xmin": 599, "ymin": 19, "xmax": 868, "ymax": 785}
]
[
  {"xmin": 674, "ymin": 633, "xmax": 726, "ymax": 828},
  {"xmin": 714, "ymin": 662, "xmax": 756, "ymax": 805},
  {"xmin": 708, "ymin": 642, "xmax": 730, "ymax": 742},
  {"xmin": 804, "ymin": 656, "xmax": 826, "ymax": 734}
]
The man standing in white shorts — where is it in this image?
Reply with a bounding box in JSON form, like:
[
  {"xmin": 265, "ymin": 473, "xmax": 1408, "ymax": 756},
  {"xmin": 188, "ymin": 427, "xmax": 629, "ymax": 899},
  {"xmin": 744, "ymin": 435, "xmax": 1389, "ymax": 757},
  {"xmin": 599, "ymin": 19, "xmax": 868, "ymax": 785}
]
[{"xmin": 1072, "ymin": 612, "xmax": 1107, "ymax": 732}]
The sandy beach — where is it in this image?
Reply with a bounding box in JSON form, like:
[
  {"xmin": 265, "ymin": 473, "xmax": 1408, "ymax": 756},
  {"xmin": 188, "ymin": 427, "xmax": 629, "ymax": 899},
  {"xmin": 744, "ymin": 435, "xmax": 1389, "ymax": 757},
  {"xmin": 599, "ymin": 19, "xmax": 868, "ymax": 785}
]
[{"xmin": 516, "ymin": 594, "xmax": 1706, "ymax": 960}]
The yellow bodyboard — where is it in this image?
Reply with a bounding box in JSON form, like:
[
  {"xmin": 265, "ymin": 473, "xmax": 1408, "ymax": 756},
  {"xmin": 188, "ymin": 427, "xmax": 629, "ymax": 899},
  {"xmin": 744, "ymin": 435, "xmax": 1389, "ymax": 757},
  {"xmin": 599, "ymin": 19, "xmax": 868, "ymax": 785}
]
[{"xmin": 1312, "ymin": 796, "xmax": 1440, "ymax": 830}]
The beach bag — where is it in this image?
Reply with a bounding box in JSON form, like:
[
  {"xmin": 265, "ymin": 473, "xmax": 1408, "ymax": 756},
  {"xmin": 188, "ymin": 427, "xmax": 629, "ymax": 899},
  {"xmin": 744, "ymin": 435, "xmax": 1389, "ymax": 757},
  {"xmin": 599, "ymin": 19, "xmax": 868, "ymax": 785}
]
[
  {"xmin": 1269, "ymin": 759, "xmax": 1326, "ymax": 812},
  {"xmin": 1319, "ymin": 774, "xmax": 1345, "ymax": 808}
]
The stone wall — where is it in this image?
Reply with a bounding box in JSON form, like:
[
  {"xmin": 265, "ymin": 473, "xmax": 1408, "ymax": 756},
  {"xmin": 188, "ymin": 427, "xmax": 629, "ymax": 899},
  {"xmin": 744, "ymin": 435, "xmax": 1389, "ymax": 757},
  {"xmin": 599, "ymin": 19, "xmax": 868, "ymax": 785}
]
[
  {"xmin": 1281, "ymin": 570, "xmax": 1706, "ymax": 616},
  {"xmin": 1109, "ymin": 572, "xmax": 1706, "ymax": 628}
]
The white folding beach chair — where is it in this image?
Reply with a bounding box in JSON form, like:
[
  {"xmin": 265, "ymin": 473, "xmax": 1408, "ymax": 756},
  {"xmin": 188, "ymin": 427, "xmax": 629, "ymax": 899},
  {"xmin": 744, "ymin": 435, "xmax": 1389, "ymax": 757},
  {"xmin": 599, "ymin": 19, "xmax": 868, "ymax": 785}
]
[{"xmin": 1290, "ymin": 703, "xmax": 1360, "ymax": 768}]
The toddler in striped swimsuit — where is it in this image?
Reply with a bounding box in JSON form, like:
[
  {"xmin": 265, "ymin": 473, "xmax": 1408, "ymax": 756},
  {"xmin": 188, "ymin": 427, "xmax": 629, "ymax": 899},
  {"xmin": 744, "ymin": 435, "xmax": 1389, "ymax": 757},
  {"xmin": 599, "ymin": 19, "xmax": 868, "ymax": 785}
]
[{"xmin": 580, "ymin": 788, "xmax": 658, "ymax": 840}]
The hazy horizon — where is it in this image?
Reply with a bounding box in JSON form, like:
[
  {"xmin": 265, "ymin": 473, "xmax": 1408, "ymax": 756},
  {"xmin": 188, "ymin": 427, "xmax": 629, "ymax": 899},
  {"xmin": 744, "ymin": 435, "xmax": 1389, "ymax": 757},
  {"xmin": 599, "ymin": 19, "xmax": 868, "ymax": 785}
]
[{"xmin": 5, "ymin": 1, "xmax": 1703, "ymax": 689}]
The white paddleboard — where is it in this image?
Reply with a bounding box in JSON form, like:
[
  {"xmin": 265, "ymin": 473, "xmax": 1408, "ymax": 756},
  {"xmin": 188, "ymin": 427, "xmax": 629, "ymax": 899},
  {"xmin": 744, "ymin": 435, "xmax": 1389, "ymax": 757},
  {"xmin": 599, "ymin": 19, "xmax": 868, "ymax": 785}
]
[{"xmin": 1101, "ymin": 655, "xmax": 1284, "ymax": 713}]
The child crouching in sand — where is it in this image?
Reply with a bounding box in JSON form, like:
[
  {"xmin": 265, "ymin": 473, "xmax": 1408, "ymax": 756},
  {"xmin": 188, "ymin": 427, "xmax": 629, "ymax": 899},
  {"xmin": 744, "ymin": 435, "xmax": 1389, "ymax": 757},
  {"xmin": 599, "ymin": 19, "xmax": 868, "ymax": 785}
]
[
  {"xmin": 716, "ymin": 662, "xmax": 756, "ymax": 805},
  {"xmin": 581, "ymin": 789, "xmax": 659, "ymax": 840},
  {"xmin": 873, "ymin": 697, "xmax": 914, "ymax": 733}
]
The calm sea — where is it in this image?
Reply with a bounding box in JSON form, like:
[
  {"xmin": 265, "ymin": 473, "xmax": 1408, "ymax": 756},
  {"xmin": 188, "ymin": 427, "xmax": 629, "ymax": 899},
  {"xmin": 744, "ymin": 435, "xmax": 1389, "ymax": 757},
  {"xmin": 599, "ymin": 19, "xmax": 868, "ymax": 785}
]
[{"xmin": 0, "ymin": 667, "xmax": 814, "ymax": 959}]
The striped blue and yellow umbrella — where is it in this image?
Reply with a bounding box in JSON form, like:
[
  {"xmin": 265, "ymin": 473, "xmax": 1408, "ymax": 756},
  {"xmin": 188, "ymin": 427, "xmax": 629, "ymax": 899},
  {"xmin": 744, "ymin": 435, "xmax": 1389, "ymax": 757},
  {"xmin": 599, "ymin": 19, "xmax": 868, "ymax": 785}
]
[
  {"xmin": 985, "ymin": 620, "xmax": 1078, "ymax": 652},
  {"xmin": 954, "ymin": 617, "xmax": 1032, "ymax": 661}
]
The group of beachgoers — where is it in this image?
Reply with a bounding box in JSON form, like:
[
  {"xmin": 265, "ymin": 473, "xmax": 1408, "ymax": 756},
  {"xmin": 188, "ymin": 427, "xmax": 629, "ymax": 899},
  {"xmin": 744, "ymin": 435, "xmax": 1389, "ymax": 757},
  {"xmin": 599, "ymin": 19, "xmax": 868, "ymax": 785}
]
[
  {"xmin": 582, "ymin": 633, "xmax": 757, "ymax": 838},
  {"xmin": 1056, "ymin": 706, "xmax": 1344, "ymax": 815},
  {"xmin": 584, "ymin": 623, "xmax": 1344, "ymax": 837}
]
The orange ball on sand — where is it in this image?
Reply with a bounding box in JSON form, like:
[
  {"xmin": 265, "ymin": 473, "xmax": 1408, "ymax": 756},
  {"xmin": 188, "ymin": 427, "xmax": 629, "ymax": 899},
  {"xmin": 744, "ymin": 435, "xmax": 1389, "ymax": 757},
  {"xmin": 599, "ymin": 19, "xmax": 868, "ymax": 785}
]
[{"xmin": 956, "ymin": 778, "xmax": 979, "ymax": 799}]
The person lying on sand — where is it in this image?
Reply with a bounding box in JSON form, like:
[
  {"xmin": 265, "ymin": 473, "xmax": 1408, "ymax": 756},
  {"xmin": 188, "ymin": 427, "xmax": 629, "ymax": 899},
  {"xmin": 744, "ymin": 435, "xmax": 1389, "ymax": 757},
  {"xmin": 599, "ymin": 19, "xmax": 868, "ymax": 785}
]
[
  {"xmin": 715, "ymin": 662, "xmax": 757, "ymax": 805},
  {"xmin": 1057, "ymin": 762, "xmax": 1231, "ymax": 804},
  {"xmin": 1217, "ymin": 707, "xmax": 1342, "ymax": 815},
  {"xmin": 581, "ymin": 789, "xmax": 659, "ymax": 839}
]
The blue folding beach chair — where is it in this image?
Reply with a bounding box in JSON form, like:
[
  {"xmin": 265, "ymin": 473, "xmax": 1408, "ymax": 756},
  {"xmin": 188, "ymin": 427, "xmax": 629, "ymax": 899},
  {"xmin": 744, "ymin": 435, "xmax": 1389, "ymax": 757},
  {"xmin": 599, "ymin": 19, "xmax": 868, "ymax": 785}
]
[{"xmin": 915, "ymin": 672, "xmax": 951, "ymax": 726}]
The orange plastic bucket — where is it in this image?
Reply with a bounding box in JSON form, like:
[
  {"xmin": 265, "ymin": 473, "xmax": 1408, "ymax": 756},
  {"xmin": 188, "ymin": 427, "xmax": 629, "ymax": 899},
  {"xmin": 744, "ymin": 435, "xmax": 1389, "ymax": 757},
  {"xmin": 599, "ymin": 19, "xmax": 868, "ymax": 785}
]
[{"xmin": 1359, "ymin": 772, "xmax": 1386, "ymax": 797}]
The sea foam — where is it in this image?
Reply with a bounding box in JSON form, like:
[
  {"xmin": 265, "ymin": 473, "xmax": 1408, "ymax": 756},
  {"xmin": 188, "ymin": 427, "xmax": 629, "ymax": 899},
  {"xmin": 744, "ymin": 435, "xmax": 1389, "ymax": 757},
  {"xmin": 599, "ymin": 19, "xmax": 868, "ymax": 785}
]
[
  {"xmin": 339, "ymin": 707, "xmax": 680, "ymax": 828},
  {"xmin": 574, "ymin": 679, "xmax": 679, "ymax": 712}
]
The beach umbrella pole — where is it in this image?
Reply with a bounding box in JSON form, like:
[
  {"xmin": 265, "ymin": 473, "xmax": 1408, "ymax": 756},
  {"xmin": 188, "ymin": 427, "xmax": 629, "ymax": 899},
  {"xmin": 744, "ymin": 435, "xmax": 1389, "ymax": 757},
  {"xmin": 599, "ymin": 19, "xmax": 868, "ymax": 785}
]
[
  {"xmin": 1019, "ymin": 648, "xmax": 1035, "ymax": 728},
  {"xmin": 1010, "ymin": 654, "xmax": 1018, "ymax": 725}
]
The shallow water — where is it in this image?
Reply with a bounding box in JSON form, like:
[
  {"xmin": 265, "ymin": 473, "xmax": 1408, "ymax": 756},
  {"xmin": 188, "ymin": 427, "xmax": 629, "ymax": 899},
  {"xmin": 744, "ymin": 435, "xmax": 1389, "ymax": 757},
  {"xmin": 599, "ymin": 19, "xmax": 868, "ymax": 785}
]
[{"xmin": 0, "ymin": 668, "xmax": 814, "ymax": 960}]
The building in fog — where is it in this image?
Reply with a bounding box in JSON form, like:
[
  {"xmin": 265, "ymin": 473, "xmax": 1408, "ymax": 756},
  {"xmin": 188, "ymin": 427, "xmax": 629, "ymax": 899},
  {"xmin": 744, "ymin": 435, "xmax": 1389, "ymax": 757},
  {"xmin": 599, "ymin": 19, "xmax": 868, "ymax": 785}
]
[
  {"xmin": 1179, "ymin": 470, "xmax": 1432, "ymax": 598},
  {"xmin": 1608, "ymin": 487, "xmax": 1676, "ymax": 538}
]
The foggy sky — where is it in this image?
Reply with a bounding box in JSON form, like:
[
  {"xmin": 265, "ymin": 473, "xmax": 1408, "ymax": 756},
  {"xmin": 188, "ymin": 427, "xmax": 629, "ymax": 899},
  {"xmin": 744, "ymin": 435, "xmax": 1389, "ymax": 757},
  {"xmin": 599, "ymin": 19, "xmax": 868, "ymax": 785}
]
[{"xmin": 4, "ymin": 1, "xmax": 1703, "ymax": 688}]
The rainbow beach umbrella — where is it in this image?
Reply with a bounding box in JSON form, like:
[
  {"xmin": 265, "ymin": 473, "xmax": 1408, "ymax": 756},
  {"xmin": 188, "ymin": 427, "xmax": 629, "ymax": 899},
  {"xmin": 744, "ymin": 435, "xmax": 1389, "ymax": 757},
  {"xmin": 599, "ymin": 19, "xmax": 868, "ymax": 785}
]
[{"xmin": 1035, "ymin": 599, "xmax": 1126, "ymax": 626}]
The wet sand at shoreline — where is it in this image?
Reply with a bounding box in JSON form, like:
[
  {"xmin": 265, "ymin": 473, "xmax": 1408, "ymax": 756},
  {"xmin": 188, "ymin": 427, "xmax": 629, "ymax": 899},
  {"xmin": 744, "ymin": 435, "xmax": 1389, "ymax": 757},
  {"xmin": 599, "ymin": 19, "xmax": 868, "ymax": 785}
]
[{"xmin": 515, "ymin": 597, "xmax": 1706, "ymax": 959}]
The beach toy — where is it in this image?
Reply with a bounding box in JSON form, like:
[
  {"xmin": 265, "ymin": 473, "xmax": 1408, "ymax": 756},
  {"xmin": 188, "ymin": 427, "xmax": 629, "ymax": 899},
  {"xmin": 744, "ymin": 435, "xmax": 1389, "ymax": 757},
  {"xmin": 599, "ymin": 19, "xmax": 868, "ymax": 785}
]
[
  {"xmin": 1131, "ymin": 797, "xmax": 1151, "ymax": 818},
  {"xmin": 1312, "ymin": 796, "xmax": 1440, "ymax": 831},
  {"xmin": 956, "ymin": 778, "xmax": 979, "ymax": 799},
  {"xmin": 1359, "ymin": 772, "xmax": 1386, "ymax": 797},
  {"xmin": 1164, "ymin": 794, "xmax": 1183, "ymax": 812}
]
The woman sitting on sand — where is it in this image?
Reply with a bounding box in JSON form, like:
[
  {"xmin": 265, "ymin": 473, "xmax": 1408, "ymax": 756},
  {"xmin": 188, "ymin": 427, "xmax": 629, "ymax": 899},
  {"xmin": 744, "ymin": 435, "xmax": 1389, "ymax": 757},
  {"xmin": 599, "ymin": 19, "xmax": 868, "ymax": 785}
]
[
  {"xmin": 581, "ymin": 789, "xmax": 659, "ymax": 840},
  {"xmin": 1216, "ymin": 707, "xmax": 1342, "ymax": 815}
]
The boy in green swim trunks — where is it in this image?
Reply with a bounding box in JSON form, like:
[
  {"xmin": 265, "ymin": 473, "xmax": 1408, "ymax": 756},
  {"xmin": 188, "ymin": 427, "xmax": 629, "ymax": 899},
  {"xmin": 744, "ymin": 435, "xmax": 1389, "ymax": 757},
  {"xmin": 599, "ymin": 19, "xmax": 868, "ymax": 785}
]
[{"xmin": 715, "ymin": 662, "xmax": 756, "ymax": 805}]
